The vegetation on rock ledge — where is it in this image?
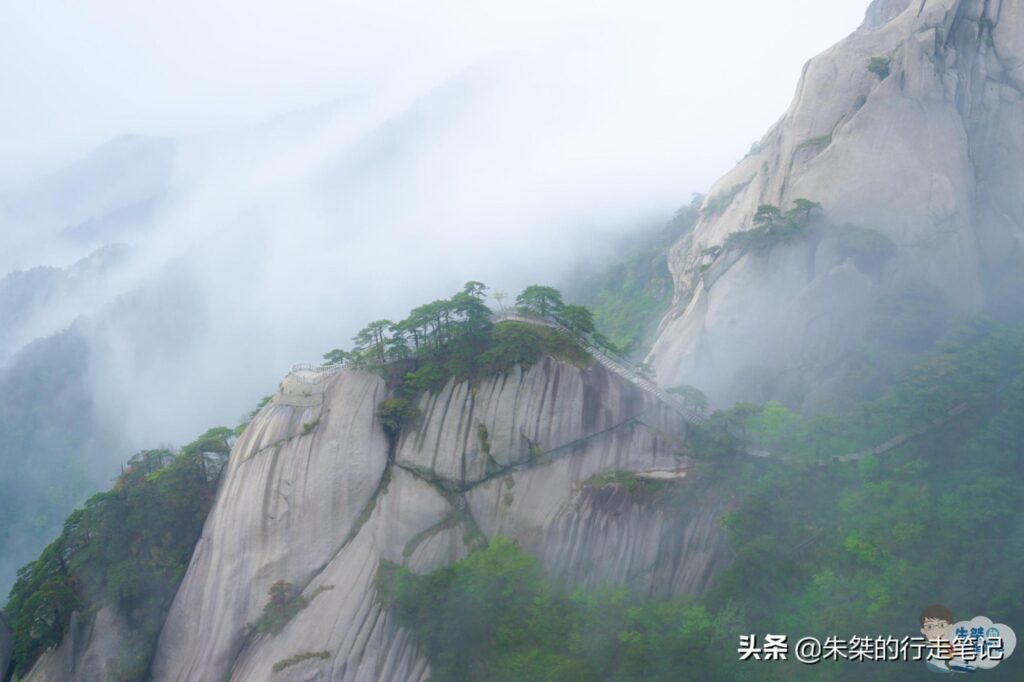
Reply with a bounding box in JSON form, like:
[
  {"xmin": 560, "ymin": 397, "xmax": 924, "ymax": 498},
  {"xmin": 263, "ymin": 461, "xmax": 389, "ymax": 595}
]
[
  {"xmin": 567, "ymin": 199, "xmax": 699, "ymax": 357},
  {"xmin": 378, "ymin": 320, "xmax": 1024, "ymax": 681},
  {"xmin": 722, "ymin": 198, "xmax": 821, "ymax": 255},
  {"xmin": 2, "ymin": 427, "xmax": 232, "ymax": 679},
  {"xmin": 319, "ymin": 282, "xmax": 606, "ymax": 440},
  {"xmin": 324, "ymin": 282, "xmax": 604, "ymax": 396},
  {"xmin": 868, "ymin": 56, "xmax": 891, "ymax": 79},
  {"xmin": 247, "ymin": 581, "xmax": 334, "ymax": 637},
  {"xmin": 376, "ymin": 536, "xmax": 742, "ymax": 681}
]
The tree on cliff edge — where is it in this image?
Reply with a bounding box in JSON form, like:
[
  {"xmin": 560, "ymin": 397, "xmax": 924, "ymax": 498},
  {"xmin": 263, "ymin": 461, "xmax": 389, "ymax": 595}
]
[{"xmin": 515, "ymin": 285, "xmax": 564, "ymax": 318}]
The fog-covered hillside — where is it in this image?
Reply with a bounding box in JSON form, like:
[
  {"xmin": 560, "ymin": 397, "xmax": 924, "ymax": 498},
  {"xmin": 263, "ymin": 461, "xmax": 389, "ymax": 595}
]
[
  {"xmin": 649, "ymin": 0, "xmax": 1024, "ymax": 410},
  {"xmin": 3, "ymin": 1, "xmax": 1023, "ymax": 681},
  {"xmin": 0, "ymin": 52, "xmax": 702, "ymax": 594}
]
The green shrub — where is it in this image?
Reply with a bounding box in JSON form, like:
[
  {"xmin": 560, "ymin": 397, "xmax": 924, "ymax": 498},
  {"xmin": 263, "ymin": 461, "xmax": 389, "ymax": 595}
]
[
  {"xmin": 272, "ymin": 651, "xmax": 330, "ymax": 673},
  {"xmin": 537, "ymin": 327, "xmax": 592, "ymax": 368},
  {"xmin": 401, "ymin": 362, "xmax": 448, "ymax": 394},
  {"xmin": 376, "ymin": 398, "xmax": 421, "ymax": 441},
  {"xmin": 479, "ymin": 322, "xmax": 543, "ymax": 373},
  {"xmin": 4, "ymin": 428, "xmax": 231, "ymax": 677},
  {"xmin": 376, "ymin": 537, "xmax": 742, "ymax": 681},
  {"xmin": 724, "ymin": 199, "xmax": 821, "ymax": 256},
  {"xmin": 477, "ymin": 423, "xmax": 491, "ymax": 456},
  {"xmin": 724, "ymin": 220, "xmax": 806, "ymax": 253},
  {"xmin": 325, "ymin": 282, "xmax": 602, "ymax": 399},
  {"xmin": 583, "ymin": 469, "xmax": 677, "ymax": 502},
  {"xmin": 868, "ymin": 57, "xmax": 891, "ymax": 79},
  {"xmin": 585, "ymin": 469, "xmax": 639, "ymax": 489},
  {"xmin": 252, "ymin": 581, "xmax": 304, "ymax": 635}
]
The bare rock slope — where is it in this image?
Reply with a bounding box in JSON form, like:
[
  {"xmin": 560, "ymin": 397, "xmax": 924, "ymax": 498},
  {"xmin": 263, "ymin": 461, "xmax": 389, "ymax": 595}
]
[
  {"xmin": 147, "ymin": 357, "xmax": 729, "ymax": 681},
  {"xmin": 20, "ymin": 608, "xmax": 132, "ymax": 682},
  {"xmin": 648, "ymin": 0, "xmax": 1024, "ymax": 408}
]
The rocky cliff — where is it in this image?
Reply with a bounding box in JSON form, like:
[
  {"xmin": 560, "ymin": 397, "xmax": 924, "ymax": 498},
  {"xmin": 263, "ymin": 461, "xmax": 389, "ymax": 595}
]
[
  {"xmin": 19, "ymin": 608, "xmax": 132, "ymax": 682},
  {"xmin": 122, "ymin": 356, "xmax": 729, "ymax": 681},
  {"xmin": 648, "ymin": 0, "xmax": 1024, "ymax": 408}
]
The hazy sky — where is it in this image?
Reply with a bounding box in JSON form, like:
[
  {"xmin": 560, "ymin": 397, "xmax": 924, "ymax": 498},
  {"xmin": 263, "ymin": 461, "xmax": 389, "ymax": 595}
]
[
  {"xmin": 2, "ymin": 0, "xmax": 867, "ymax": 190},
  {"xmin": 1, "ymin": 0, "xmax": 871, "ymax": 449},
  {"xmin": 0, "ymin": 1, "xmax": 872, "ymax": 589}
]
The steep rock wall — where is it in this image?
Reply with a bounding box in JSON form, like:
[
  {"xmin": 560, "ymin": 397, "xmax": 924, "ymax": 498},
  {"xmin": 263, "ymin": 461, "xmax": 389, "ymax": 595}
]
[
  {"xmin": 151, "ymin": 357, "xmax": 729, "ymax": 681},
  {"xmin": 397, "ymin": 356, "xmax": 667, "ymax": 484},
  {"xmin": 151, "ymin": 370, "xmax": 390, "ymax": 681},
  {"xmin": 648, "ymin": 0, "xmax": 1024, "ymax": 408},
  {"xmin": 19, "ymin": 608, "xmax": 132, "ymax": 682}
]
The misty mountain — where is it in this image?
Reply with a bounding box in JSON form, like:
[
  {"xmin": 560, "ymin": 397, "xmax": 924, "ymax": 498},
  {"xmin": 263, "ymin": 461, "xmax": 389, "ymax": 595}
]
[
  {"xmin": 0, "ymin": 245, "xmax": 128, "ymax": 364},
  {"xmin": 0, "ymin": 52, "xmax": 688, "ymax": 595},
  {"xmin": 648, "ymin": 0, "xmax": 1024, "ymax": 410},
  {"xmin": 0, "ymin": 136, "xmax": 175, "ymax": 274},
  {"xmin": 3, "ymin": 1, "xmax": 1024, "ymax": 680},
  {"xmin": 0, "ymin": 328, "xmax": 118, "ymax": 597}
]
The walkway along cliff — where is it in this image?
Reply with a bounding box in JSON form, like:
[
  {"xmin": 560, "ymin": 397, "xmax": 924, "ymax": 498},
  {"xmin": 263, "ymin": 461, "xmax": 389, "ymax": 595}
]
[{"xmin": 139, "ymin": 349, "xmax": 732, "ymax": 681}]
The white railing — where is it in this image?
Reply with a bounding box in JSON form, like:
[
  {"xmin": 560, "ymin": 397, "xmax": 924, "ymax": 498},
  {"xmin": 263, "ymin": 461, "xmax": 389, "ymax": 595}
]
[
  {"xmin": 495, "ymin": 312, "xmax": 976, "ymax": 462},
  {"xmin": 288, "ymin": 362, "xmax": 346, "ymax": 384},
  {"xmin": 283, "ymin": 313, "xmax": 706, "ymax": 423},
  {"xmin": 494, "ymin": 311, "xmax": 707, "ymax": 425}
]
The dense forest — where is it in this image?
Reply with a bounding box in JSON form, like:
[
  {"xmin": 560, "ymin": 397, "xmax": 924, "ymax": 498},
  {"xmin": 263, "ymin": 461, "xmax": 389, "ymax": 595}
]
[
  {"xmin": 3, "ymin": 428, "xmax": 232, "ymax": 679},
  {"xmin": 1, "ymin": 282, "xmax": 606, "ymax": 679},
  {"xmin": 565, "ymin": 199, "xmax": 699, "ymax": 358},
  {"xmin": 376, "ymin": 318, "xmax": 1024, "ymax": 681},
  {"xmin": 0, "ymin": 330, "xmax": 110, "ymax": 601},
  {"xmin": 5, "ymin": 228, "xmax": 1023, "ymax": 680}
]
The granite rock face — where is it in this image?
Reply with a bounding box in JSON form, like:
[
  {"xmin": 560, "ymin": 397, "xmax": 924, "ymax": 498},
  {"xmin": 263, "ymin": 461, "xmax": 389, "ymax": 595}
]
[
  {"xmin": 140, "ymin": 357, "xmax": 726, "ymax": 681},
  {"xmin": 151, "ymin": 369, "xmax": 391, "ymax": 681},
  {"xmin": 648, "ymin": 0, "xmax": 1024, "ymax": 409},
  {"xmin": 20, "ymin": 608, "xmax": 132, "ymax": 682}
]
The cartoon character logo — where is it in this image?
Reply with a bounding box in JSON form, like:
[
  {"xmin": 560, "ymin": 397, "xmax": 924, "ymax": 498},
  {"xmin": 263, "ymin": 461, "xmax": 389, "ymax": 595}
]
[
  {"xmin": 920, "ymin": 605, "xmax": 958, "ymax": 673},
  {"xmin": 920, "ymin": 605, "xmax": 1016, "ymax": 674}
]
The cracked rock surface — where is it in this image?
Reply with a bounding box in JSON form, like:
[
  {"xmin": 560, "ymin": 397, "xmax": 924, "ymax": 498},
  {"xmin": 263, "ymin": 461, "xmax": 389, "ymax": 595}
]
[
  {"xmin": 138, "ymin": 359, "xmax": 727, "ymax": 682},
  {"xmin": 648, "ymin": 0, "xmax": 1024, "ymax": 410}
]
